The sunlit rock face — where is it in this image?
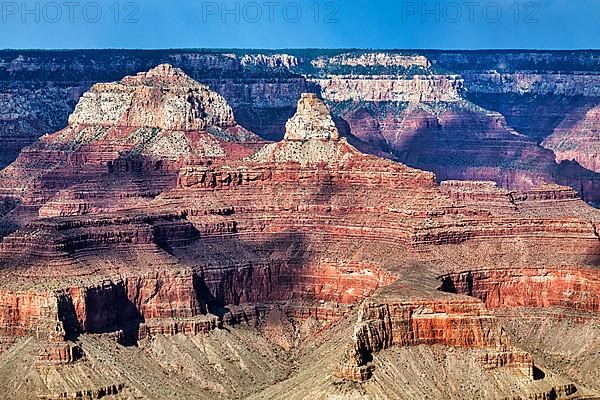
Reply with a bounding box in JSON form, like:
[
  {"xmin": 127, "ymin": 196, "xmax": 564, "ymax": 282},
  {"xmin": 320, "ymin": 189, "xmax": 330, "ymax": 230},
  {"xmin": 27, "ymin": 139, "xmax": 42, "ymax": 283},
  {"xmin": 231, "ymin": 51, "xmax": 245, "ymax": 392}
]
[
  {"xmin": 0, "ymin": 64, "xmax": 261, "ymax": 222},
  {"xmin": 68, "ymin": 64, "xmax": 238, "ymax": 132},
  {"xmin": 63, "ymin": 63, "xmax": 258, "ymax": 156},
  {"xmin": 283, "ymin": 93, "xmax": 340, "ymax": 141},
  {"xmin": 543, "ymin": 104, "xmax": 600, "ymax": 172}
]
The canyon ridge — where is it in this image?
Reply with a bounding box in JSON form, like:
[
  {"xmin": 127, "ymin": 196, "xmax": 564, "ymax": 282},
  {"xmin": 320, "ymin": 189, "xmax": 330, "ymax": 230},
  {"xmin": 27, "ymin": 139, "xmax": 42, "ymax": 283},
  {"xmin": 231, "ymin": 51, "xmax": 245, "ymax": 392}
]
[{"xmin": 0, "ymin": 57, "xmax": 599, "ymax": 399}]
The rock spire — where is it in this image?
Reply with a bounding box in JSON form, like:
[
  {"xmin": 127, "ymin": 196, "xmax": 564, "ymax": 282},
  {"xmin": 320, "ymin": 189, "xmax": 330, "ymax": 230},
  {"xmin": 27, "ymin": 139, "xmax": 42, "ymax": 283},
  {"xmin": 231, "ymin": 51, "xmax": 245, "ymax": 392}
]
[{"xmin": 284, "ymin": 93, "xmax": 339, "ymax": 141}]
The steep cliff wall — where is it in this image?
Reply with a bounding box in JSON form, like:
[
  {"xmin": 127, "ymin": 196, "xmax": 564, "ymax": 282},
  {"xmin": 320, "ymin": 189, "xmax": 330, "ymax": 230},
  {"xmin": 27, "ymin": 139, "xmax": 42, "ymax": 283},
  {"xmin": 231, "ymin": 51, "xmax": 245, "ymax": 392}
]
[
  {"xmin": 313, "ymin": 75, "xmax": 463, "ymax": 102},
  {"xmin": 426, "ymin": 51, "xmax": 600, "ymax": 142},
  {"xmin": 440, "ymin": 267, "xmax": 600, "ymax": 312},
  {"xmin": 427, "ymin": 51, "xmax": 600, "ymax": 96},
  {"xmin": 334, "ymin": 284, "xmax": 534, "ymax": 383},
  {"xmin": 543, "ymin": 104, "xmax": 600, "ymax": 172}
]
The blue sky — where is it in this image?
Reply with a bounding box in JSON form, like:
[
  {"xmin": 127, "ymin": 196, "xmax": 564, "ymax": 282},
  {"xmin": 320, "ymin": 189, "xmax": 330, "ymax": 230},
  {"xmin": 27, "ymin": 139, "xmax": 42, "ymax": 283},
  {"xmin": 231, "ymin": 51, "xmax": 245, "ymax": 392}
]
[{"xmin": 0, "ymin": 0, "xmax": 598, "ymax": 49}]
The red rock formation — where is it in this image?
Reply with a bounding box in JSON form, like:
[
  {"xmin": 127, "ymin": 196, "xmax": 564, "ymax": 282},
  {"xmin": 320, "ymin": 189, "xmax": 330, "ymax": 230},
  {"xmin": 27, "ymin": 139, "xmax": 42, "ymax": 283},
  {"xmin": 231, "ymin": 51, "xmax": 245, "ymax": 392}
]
[
  {"xmin": 440, "ymin": 180, "xmax": 592, "ymax": 218},
  {"xmin": 0, "ymin": 86, "xmax": 599, "ymax": 398},
  {"xmin": 336, "ymin": 100, "xmax": 562, "ymax": 189},
  {"xmin": 0, "ymin": 64, "xmax": 263, "ymax": 226},
  {"xmin": 440, "ymin": 267, "xmax": 600, "ymax": 312},
  {"xmin": 355, "ymin": 298, "xmax": 506, "ymax": 349},
  {"xmin": 37, "ymin": 342, "xmax": 84, "ymax": 364},
  {"xmin": 336, "ymin": 286, "xmax": 533, "ymax": 382}
]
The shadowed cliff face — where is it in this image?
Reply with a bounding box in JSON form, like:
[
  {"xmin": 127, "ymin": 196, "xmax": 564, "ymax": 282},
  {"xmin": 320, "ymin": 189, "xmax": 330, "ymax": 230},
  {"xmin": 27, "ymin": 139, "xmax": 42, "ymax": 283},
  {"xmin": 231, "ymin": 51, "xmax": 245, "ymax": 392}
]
[
  {"xmin": 543, "ymin": 104, "xmax": 600, "ymax": 172},
  {"xmin": 333, "ymin": 98, "xmax": 600, "ymax": 205},
  {"xmin": 464, "ymin": 93, "xmax": 600, "ymax": 142}
]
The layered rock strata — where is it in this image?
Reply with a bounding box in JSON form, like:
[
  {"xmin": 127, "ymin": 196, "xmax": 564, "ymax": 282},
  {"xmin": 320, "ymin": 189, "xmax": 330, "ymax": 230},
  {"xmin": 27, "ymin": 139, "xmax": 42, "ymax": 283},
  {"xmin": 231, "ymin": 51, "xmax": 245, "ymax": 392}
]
[
  {"xmin": 439, "ymin": 267, "xmax": 600, "ymax": 312},
  {"xmin": 1, "ymin": 83, "xmax": 600, "ymax": 398},
  {"xmin": 336, "ymin": 288, "xmax": 533, "ymax": 383},
  {"xmin": 0, "ymin": 65, "xmax": 262, "ymax": 229},
  {"xmin": 313, "ymin": 75, "xmax": 464, "ymax": 103},
  {"xmin": 3, "ymin": 50, "xmax": 600, "ymax": 206}
]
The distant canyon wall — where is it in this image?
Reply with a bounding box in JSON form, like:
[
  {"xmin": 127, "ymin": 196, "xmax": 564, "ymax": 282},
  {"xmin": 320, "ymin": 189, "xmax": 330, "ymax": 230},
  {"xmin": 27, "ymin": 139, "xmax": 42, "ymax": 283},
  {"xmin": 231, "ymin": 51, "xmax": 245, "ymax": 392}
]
[{"xmin": 2, "ymin": 50, "xmax": 600, "ymax": 202}]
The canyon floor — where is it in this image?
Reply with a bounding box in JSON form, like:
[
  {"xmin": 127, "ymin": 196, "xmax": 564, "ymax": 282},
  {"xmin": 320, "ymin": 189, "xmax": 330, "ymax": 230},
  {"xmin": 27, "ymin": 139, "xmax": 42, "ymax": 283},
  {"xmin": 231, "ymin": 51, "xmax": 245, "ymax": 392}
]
[{"xmin": 0, "ymin": 63, "xmax": 599, "ymax": 399}]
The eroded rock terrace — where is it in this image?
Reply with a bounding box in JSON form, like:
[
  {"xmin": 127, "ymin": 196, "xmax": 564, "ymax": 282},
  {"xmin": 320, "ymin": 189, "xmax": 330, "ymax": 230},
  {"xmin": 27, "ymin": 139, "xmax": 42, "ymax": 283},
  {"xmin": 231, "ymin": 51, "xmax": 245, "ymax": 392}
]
[{"xmin": 0, "ymin": 76, "xmax": 599, "ymax": 399}]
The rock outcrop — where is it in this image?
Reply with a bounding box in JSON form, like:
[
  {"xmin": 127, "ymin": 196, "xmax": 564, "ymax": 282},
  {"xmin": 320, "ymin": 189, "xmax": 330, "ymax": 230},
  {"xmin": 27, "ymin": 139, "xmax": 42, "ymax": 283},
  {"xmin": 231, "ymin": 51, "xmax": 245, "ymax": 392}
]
[
  {"xmin": 336, "ymin": 288, "xmax": 533, "ymax": 383},
  {"xmin": 68, "ymin": 64, "xmax": 238, "ymax": 132},
  {"xmin": 1, "ymin": 82, "xmax": 600, "ymax": 399},
  {"xmin": 0, "ymin": 64, "xmax": 262, "ymax": 227},
  {"xmin": 439, "ymin": 267, "xmax": 600, "ymax": 312},
  {"xmin": 45, "ymin": 63, "xmax": 259, "ymax": 157},
  {"xmin": 3, "ymin": 49, "xmax": 600, "ymax": 206},
  {"xmin": 543, "ymin": 104, "xmax": 600, "ymax": 172},
  {"xmin": 283, "ymin": 93, "xmax": 339, "ymax": 141},
  {"xmin": 314, "ymin": 75, "xmax": 464, "ymax": 103}
]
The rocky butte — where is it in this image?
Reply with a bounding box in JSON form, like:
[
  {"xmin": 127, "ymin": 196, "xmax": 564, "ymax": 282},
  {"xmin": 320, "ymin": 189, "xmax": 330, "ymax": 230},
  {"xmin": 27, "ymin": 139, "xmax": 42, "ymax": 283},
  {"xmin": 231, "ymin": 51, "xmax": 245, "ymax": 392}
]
[
  {"xmin": 4, "ymin": 50, "xmax": 600, "ymax": 205},
  {"xmin": 0, "ymin": 66, "xmax": 599, "ymax": 399},
  {"xmin": 283, "ymin": 93, "xmax": 340, "ymax": 141},
  {"xmin": 0, "ymin": 64, "xmax": 262, "ymax": 232}
]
